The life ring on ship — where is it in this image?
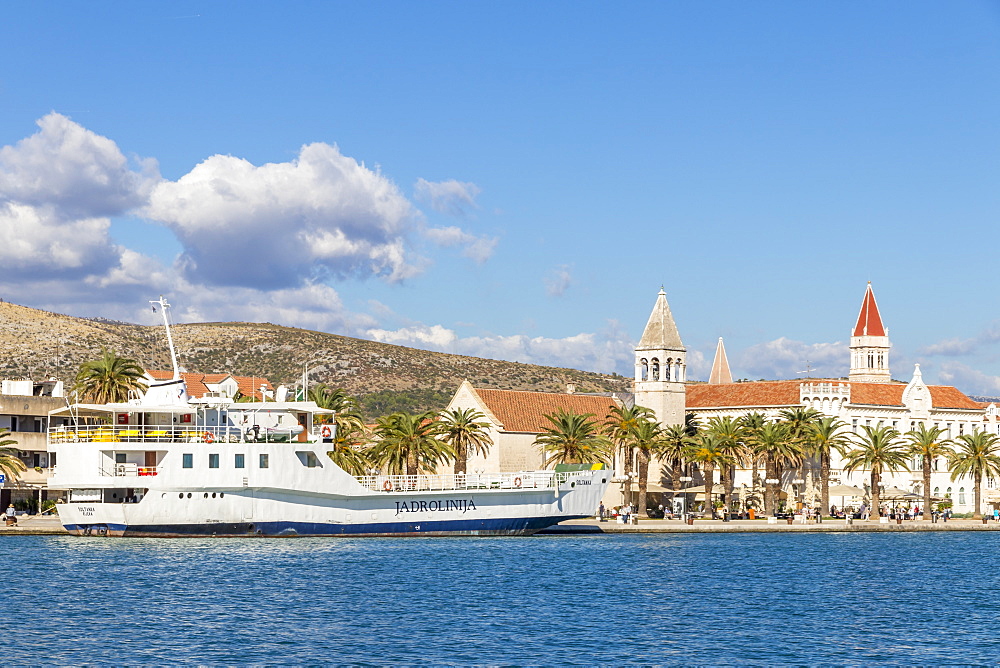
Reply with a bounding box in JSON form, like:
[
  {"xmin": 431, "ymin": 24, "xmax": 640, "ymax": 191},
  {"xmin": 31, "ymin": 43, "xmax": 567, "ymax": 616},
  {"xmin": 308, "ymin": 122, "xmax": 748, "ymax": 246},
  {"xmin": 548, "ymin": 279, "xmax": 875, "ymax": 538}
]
[
  {"xmin": 203, "ymin": 431, "xmax": 215, "ymax": 444},
  {"xmin": 383, "ymin": 480, "xmax": 393, "ymax": 492},
  {"xmin": 514, "ymin": 477, "xmax": 522, "ymax": 488},
  {"xmin": 321, "ymin": 425, "xmax": 332, "ymax": 438}
]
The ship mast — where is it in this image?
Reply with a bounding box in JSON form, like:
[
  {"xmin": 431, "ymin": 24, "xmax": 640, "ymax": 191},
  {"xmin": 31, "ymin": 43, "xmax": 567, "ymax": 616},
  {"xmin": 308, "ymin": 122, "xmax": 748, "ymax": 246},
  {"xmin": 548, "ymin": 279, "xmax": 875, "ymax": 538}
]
[{"xmin": 150, "ymin": 295, "xmax": 180, "ymax": 381}]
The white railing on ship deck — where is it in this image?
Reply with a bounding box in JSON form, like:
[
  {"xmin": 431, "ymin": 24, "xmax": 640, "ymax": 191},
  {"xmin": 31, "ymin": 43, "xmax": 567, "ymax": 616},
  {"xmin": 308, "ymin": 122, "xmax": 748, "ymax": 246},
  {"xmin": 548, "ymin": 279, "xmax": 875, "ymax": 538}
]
[
  {"xmin": 100, "ymin": 463, "xmax": 160, "ymax": 477},
  {"xmin": 355, "ymin": 471, "xmax": 577, "ymax": 493},
  {"xmin": 49, "ymin": 425, "xmax": 315, "ymax": 445}
]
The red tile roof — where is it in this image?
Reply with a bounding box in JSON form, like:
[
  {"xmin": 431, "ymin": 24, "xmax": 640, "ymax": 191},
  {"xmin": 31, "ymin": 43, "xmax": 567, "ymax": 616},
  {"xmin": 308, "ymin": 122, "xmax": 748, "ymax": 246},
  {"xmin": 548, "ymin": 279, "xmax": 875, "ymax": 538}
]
[
  {"xmin": 687, "ymin": 381, "xmax": 803, "ymax": 409},
  {"xmin": 474, "ymin": 388, "xmax": 620, "ymax": 433},
  {"xmin": 853, "ymin": 283, "xmax": 886, "ymax": 337},
  {"xmin": 687, "ymin": 379, "xmax": 981, "ymax": 411}
]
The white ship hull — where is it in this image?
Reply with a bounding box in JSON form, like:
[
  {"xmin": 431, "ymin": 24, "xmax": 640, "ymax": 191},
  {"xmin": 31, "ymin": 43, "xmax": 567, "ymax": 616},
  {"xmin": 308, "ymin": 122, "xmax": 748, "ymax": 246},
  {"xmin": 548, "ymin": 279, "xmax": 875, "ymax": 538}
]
[{"xmin": 55, "ymin": 471, "xmax": 607, "ymax": 537}]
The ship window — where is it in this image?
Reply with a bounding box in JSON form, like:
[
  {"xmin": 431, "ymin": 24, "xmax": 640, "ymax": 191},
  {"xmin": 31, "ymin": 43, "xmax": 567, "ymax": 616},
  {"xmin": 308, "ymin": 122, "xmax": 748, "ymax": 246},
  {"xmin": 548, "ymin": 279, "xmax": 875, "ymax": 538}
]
[
  {"xmin": 208, "ymin": 453, "xmax": 220, "ymax": 469},
  {"xmin": 235, "ymin": 453, "xmax": 245, "ymax": 469},
  {"xmin": 182, "ymin": 453, "xmax": 193, "ymax": 469},
  {"xmin": 116, "ymin": 453, "xmax": 127, "ymax": 464},
  {"xmin": 259, "ymin": 453, "xmax": 269, "ymax": 469}
]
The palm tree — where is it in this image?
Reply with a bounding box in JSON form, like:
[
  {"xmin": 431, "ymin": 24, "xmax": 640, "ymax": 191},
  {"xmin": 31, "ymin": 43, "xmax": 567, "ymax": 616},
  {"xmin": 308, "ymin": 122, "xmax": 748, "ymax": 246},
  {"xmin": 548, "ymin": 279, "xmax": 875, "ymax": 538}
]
[
  {"xmin": 705, "ymin": 416, "xmax": 745, "ymax": 511},
  {"xmin": 0, "ymin": 429, "xmax": 25, "ymax": 482},
  {"xmin": 948, "ymin": 431, "xmax": 1000, "ymax": 519},
  {"xmin": 439, "ymin": 407, "xmax": 494, "ymax": 475},
  {"xmin": 753, "ymin": 421, "xmax": 801, "ymax": 516},
  {"xmin": 779, "ymin": 406, "xmax": 823, "ymax": 505},
  {"xmin": 655, "ymin": 423, "xmax": 694, "ymax": 508},
  {"xmin": 905, "ymin": 424, "xmax": 954, "ymax": 520},
  {"xmin": 604, "ymin": 404, "xmax": 655, "ymax": 506},
  {"xmin": 326, "ymin": 419, "xmax": 370, "ymax": 476},
  {"xmin": 631, "ymin": 417, "xmax": 665, "ymax": 518},
  {"xmin": 309, "ymin": 384, "xmax": 358, "ymax": 414},
  {"xmin": 369, "ymin": 411, "xmax": 454, "ymax": 476},
  {"xmin": 73, "ymin": 348, "xmax": 147, "ymax": 403},
  {"xmin": 535, "ymin": 410, "xmax": 612, "ymax": 467},
  {"xmin": 739, "ymin": 411, "xmax": 769, "ymax": 509},
  {"xmin": 842, "ymin": 425, "xmax": 910, "ymax": 520},
  {"xmin": 685, "ymin": 432, "xmax": 736, "ymax": 518},
  {"xmin": 812, "ymin": 417, "xmax": 852, "ymax": 516}
]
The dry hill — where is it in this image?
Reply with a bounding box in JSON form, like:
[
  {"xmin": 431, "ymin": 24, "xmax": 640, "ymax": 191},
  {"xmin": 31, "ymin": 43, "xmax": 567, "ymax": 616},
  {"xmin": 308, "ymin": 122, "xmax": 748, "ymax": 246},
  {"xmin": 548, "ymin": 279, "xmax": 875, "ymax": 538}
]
[{"xmin": 0, "ymin": 301, "xmax": 630, "ymax": 417}]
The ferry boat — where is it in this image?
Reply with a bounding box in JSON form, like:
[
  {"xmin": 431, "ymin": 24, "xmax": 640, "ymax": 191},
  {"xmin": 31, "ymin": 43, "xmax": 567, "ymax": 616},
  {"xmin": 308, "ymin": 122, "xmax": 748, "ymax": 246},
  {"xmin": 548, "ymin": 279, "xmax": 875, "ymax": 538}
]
[{"xmin": 46, "ymin": 298, "xmax": 609, "ymax": 537}]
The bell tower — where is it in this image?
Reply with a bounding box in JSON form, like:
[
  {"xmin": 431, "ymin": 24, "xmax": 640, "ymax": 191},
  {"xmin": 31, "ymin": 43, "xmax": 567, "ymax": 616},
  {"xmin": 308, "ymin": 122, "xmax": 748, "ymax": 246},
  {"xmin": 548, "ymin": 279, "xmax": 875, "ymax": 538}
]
[
  {"xmin": 634, "ymin": 287, "xmax": 686, "ymax": 426},
  {"xmin": 849, "ymin": 282, "xmax": 891, "ymax": 383}
]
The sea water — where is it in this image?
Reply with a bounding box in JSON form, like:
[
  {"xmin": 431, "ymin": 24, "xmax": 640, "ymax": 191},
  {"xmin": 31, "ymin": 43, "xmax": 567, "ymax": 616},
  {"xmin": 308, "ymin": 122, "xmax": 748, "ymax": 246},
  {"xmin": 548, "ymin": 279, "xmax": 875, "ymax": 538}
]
[{"xmin": 3, "ymin": 532, "xmax": 997, "ymax": 664}]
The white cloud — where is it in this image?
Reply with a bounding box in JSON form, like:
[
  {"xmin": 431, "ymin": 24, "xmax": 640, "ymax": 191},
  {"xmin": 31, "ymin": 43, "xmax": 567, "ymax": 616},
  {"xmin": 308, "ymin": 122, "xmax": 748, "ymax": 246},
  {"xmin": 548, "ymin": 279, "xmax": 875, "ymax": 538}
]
[
  {"xmin": 367, "ymin": 318, "xmax": 635, "ymax": 375},
  {"xmin": 920, "ymin": 324, "xmax": 1000, "ymax": 357},
  {"xmin": 0, "ymin": 202, "xmax": 123, "ymax": 278},
  {"xmin": 544, "ymin": 265, "xmax": 573, "ymax": 297},
  {"xmin": 145, "ymin": 143, "xmax": 421, "ymax": 289},
  {"xmin": 935, "ymin": 361, "xmax": 1000, "ymax": 397},
  {"xmin": 423, "ymin": 226, "xmax": 497, "ymax": 263},
  {"xmin": 736, "ymin": 337, "xmax": 847, "ymax": 380},
  {"xmin": 414, "ymin": 178, "xmax": 481, "ymax": 217},
  {"xmin": 0, "ymin": 112, "xmax": 159, "ymax": 218}
]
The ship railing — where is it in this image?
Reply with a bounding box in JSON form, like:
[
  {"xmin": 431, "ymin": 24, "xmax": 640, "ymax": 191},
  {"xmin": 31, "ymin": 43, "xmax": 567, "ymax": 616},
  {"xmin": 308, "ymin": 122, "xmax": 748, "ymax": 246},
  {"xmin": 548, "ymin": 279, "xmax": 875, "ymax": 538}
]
[
  {"xmin": 98, "ymin": 463, "xmax": 160, "ymax": 477},
  {"xmin": 355, "ymin": 471, "xmax": 575, "ymax": 493},
  {"xmin": 49, "ymin": 425, "xmax": 297, "ymax": 445}
]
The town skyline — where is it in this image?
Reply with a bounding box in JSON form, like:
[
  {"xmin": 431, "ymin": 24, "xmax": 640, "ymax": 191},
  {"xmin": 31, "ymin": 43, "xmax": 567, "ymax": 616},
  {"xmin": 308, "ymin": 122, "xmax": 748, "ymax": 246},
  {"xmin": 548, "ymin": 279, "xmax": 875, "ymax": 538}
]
[{"xmin": 2, "ymin": 3, "xmax": 999, "ymax": 393}]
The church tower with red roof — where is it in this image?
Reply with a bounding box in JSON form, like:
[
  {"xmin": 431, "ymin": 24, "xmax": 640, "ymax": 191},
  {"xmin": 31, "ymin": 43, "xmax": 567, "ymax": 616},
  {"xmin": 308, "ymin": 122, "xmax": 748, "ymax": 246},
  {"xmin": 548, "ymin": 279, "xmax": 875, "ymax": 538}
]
[{"xmin": 849, "ymin": 282, "xmax": 891, "ymax": 383}]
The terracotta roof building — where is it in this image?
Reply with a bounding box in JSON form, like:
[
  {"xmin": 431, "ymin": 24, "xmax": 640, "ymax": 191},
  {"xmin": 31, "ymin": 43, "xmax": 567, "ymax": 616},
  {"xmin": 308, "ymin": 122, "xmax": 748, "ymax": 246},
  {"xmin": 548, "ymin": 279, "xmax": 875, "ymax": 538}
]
[{"xmin": 443, "ymin": 380, "xmax": 621, "ymax": 474}]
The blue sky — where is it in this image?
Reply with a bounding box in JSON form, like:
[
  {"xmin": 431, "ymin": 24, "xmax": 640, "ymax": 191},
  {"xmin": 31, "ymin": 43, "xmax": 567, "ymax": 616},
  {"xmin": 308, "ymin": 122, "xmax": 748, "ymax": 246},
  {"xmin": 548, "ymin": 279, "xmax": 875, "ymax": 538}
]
[{"xmin": 2, "ymin": 2, "xmax": 1000, "ymax": 394}]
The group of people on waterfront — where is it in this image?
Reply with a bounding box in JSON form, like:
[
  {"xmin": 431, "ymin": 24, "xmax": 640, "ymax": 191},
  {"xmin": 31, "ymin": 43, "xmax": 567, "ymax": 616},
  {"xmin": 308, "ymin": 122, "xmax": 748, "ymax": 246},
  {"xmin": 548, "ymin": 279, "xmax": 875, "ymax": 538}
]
[{"xmin": 596, "ymin": 500, "xmax": 1000, "ymax": 522}]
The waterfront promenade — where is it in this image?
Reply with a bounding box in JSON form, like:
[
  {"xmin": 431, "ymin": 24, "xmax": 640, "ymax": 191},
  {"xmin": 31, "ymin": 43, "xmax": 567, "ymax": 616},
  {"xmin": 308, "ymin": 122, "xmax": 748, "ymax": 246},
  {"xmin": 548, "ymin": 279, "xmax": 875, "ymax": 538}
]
[
  {"xmin": 542, "ymin": 517, "xmax": 1000, "ymax": 533},
  {"xmin": 6, "ymin": 514, "xmax": 1000, "ymax": 536},
  {"xmin": 0, "ymin": 514, "xmax": 65, "ymax": 535}
]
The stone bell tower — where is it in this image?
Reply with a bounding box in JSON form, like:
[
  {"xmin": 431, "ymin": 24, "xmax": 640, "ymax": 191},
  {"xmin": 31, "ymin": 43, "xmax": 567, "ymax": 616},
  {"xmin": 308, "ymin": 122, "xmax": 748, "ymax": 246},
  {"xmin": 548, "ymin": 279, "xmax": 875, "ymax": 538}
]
[
  {"xmin": 634, "ymin": 287, "xmax": 686, "ymax": 427},
  {"xmin": 849, "ymin": 282, "xmax": 891, "ymax": 383}
]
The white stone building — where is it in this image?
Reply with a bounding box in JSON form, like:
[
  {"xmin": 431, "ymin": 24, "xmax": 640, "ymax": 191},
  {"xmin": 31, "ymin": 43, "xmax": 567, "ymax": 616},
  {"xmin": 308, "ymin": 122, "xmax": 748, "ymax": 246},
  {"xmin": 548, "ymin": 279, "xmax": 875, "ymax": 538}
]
[{"xmin": 684, "ymin": 283, "xmax": 989, "ymax": 515}]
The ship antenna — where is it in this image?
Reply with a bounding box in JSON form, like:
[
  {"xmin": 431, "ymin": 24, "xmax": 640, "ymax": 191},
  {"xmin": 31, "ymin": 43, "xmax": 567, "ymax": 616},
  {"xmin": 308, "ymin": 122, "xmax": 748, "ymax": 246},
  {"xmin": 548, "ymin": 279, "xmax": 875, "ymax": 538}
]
[{"xmin": 151, "ymin": 295, "xmax": 180, "ymax": 381}]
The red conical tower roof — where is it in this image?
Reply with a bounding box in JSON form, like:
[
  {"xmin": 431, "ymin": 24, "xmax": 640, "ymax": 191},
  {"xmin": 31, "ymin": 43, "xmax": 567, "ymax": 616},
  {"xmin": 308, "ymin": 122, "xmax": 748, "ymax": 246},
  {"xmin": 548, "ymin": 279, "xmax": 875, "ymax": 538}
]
[{"xmin": 853, "ymin": 282, "xmax": 886, "ymax": 337}]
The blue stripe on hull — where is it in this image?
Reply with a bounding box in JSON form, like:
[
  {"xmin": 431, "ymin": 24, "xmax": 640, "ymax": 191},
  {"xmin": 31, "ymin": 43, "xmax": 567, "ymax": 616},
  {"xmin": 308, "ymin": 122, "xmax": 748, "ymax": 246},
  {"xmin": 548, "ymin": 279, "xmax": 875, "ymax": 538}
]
[{"xmin": 64, "ymin": 515, "xmax": 584, "ymax": 537}]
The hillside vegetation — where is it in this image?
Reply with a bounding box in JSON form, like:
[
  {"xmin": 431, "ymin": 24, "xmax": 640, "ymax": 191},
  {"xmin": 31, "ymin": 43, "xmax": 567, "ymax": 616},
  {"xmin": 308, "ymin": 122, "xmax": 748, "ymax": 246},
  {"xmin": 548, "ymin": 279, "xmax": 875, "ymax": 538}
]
[{"xmin": 0, "ymin": 301, "xmax": 630, "ymax": 417}]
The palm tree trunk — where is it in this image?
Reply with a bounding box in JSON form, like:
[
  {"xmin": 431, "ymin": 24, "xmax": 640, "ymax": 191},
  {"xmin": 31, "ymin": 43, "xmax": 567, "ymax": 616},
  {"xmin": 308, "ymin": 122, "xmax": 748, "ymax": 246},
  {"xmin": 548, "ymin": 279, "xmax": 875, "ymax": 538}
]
[
  {"xmin": 670, "ymin": 457, "xmax": 682, "ymax": 515},
  {"xmin": 703, "ymin": 462, "xmax": 715, "ymax": 518},
  {"xmin": 820, "ymin": 450, "xmax": 830, "ymax": 518},
  {"xmin": 622, "ymin": 445, "xmax": 633, "ymax": 506},
  {"xmin": 870, "ymin": 468, "xmax": 881, "ymax": 521},
  {"xmin": 722, "ymin": 465, "xmax": 734, "ymax": 512},
  {"xmin": 637, "ymin": 448, "xmax": 649, "ymax": 518},
  {"xmin": 923, "ymin": 454, "xmax": 932, "ymax": 520},
  {"xmin": 974, "ymin": 472, "xmax": 983, "ymax": 519},
  {"xmin": 765, "ymin": 455, "xmax": 776, "ymax": 516},
  {"xmin": 454, "ymin": 442, "xmax": 467, "ymax": 475},
  {"xmin": 406, "ymin": 449, "xmax": 418, "ymax": 477}
]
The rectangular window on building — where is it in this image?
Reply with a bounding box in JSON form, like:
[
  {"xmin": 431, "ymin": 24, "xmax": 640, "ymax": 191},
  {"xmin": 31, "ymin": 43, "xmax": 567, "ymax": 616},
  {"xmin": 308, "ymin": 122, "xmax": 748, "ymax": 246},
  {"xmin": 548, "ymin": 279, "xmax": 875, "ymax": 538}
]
[
  {"xmin": 852, "ymin": 419, "xmax": 858, "ymax": 433},
  {"xmin": 259, "ymin": 453, "xmax": 269, "ymax": 469},
  {"xmin": 183, "ymin": 453, "xmax": 193, "ymax": 469},
  {"xmin": 235, "ymin": 453, "xmax": 245, "ymax": 469},
  {"xmin": 209, "ymin": 453, "xmax": 220, "ymax": 469},
  {"xmin": 959, "ymin": 423, "xmax": 964, "ymax": 435}
]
